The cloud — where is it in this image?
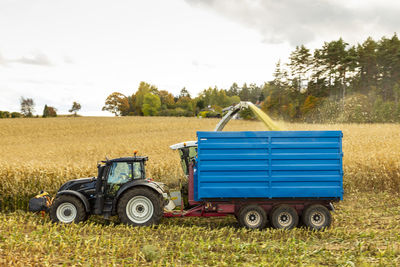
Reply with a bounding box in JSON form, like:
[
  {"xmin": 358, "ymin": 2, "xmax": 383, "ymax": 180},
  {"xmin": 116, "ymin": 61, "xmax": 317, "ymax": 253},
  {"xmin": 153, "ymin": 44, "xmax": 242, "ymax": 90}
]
[
  {"xmin": 63, "ymin": 56, "xmax": 74, "ymax": 64},
  {"xmin": 0, "ymin": 52, "xmax": 6, "ymax": 65},
  {"xmin": 12, "ymin": 53, "xmax": 52, "ymax": 66},
  {"xmin": 192, "ymin": 59, "xmax": 215, "ymax": 68},
  {"xmin": 0, "ymin": 51, "xmax": 52, "ymax": 66},
  {"xmin": 186, "ymin": 0, "xmax": 400, "ymax": 46}
]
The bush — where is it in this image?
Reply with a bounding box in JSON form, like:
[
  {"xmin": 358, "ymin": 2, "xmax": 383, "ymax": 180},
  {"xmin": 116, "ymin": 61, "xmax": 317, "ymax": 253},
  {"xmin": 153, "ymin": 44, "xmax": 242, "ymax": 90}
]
[
  {"xmin": 158, "ymin": 108, "xmax": 193, "ymax": 117},
  {"xmin": 0, "ymin": 111, "xmax": 10, "ymax": 118},
  {"xmin": 198, "ymin": 110, "xmax": 221, "ymax": 118},
  {"xmin": 239, "ymin": 108, "xmax": 255, "ymax": 120},
  {"xmin": 303, "ymin": 93, "xmax": 400, "ymax": 123},
  {"xmin": 0, "ymin": 111, "xmax": 21, "ymax": 118},
  {"xmin": 11, "ymin": 112, "xmax": 21, "ymax": 118}
]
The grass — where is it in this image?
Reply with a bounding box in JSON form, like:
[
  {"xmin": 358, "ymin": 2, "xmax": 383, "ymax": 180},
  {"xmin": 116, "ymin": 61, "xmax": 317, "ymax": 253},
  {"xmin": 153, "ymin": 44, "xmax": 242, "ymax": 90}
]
[
  {"xmin": 1, "ymin": 193, "xmax": 399, "ymax": 266},
  {"xmin": 0, "ymin": 117, "xmax": 400, "ymax": 265}
]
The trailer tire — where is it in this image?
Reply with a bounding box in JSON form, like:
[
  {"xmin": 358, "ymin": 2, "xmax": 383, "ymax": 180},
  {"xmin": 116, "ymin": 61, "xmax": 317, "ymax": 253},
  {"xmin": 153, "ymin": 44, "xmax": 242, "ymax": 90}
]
[
  {"xmin": 238, "ymin": 205, "xmax": 268, "ymax": 230},
  {"xmin": 302, "ymin": 204, "xmax": 331, "ymax": 230},
  {"xmin": 118, "ymin": 187, "xmax": 163, "ymax": 226},
  {"xmin": 270, "ymin": 205, "xmax": 298, "ymax": 230},
  {"xmin": 50, "ymin": 195, "xmax": 87, "ymax": 224}
]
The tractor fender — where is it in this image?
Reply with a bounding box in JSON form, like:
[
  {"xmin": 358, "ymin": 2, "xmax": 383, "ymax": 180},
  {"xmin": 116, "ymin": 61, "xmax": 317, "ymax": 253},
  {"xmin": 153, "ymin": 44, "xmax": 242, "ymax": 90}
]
[
  {"xmin": 115, "ymin": 180, "xmax": 165, "ymax": 200},
  {"xmin": 114, "ymin": 180, "xmax": 165, "ymax": 211},
  {"xmin": 57, "ymin": 190, "xmax": 91, "ymax": 212}
]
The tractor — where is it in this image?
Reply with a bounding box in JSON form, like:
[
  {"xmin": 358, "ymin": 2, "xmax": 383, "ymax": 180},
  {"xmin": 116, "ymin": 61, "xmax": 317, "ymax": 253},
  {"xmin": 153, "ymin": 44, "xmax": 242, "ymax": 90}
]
[{"xmin": 29, "ymin": 152, "xmax": 168, "ymax": 226}]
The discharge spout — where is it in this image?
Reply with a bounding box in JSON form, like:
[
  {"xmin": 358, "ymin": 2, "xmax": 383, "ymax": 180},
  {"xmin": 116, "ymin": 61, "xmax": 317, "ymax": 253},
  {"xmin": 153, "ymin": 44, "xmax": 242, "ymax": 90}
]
[{"xmin": 214, "ymin": 101, "xmax": 282, "ymax": 131}]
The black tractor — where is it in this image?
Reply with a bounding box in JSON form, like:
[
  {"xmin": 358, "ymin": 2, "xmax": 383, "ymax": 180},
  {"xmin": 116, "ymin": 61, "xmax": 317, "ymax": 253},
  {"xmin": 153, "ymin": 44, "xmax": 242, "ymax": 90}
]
[{"xmin": 29, "ymin": 153, "xmax": 168, "ymax": 226}]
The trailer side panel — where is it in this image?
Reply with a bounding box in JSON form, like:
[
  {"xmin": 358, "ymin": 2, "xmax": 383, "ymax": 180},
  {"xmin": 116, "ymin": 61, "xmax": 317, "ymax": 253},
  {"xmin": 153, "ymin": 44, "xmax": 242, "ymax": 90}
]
[{"xmin": 196, "ymin": 131, "xmax": 343, "ymax": 201}]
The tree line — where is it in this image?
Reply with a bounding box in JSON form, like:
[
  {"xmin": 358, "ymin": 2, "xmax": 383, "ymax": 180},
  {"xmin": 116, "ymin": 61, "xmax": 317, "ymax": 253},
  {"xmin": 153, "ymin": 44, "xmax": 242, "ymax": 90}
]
[
  {"xmin": 0, "ymin": 98, "xmax": 82, "ymax": 118},
  {"xmin": 102, "ymin": 82, "xmax": 241, "ymax": 118},
  {"xmin": 261, "ymin": 33, "xmax": 400, "ymax": 123},
  {"xmin": 104, "ymin": 33, "xmax": 400, "ymax": 123}
]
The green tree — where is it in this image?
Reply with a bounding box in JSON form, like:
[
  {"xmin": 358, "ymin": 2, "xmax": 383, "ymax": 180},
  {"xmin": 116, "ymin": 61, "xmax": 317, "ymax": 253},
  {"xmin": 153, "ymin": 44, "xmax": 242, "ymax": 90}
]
[
  {"xmin": 42, "ymin": 105, "xmax": 49, "ymax": 117},
  {"xmin": 179, "ymin": 87, "xmax": 191, "ymax": 99},
  {"xmin": 289, "ymin": 45, "xmax": 312, "ymax": 91},
  {"xmin": 356, "ymin": 37, "xmax": 378, "ymax": 94},
  {"xmin": 376, "ymin": 34, "xmax": 400, "ymax": 101},
  {"xmin": 226, "ymin": 82, "xmax": 240, "ymax": 96},
  {"xmin": 239, "ymin": 83, "xmax": 250, "ymax": 101},
  {"xmin": 134, "ymin": 82, "xmax": 158, "ymax": 115},
  {"xmin": 69, "ymin": 102, "xmax": 81, "ymax": 116},
  {"xmin": 394, "ymin": 83, "xmax": 400, "ymax": 108},
  {"xmin": 20, "ymin": 97, "xmax": 35, "ymax": 117},
  {"xmin": 142, "ymin": 93, "xmax": 161, "ymax": 116}
]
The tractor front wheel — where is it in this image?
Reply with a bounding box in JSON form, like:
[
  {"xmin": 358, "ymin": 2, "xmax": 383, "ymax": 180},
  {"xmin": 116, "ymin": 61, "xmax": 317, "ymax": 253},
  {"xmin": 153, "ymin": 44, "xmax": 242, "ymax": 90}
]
[
  {"xmin": 117, "ymin": 187, "xmax": 163, "ymax": 226},
  {"xmin": 50, "ymin": 195, "xmax": 87, "ymax": 224}
]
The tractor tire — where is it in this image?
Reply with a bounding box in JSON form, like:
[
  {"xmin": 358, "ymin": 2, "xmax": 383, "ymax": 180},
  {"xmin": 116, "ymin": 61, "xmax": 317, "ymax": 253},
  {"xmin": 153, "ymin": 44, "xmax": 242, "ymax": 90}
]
[
  {"xmin": 117, "ymin": 187, "xmax": 163, "ymax": 226},
  {"xmin": 238, "ymin": 204, "xmax": 268, "ymax": 230},
  {"xmin": 302, "ymin": 204, "xmax": 331, "ymax": 230},
  {"xmin": 270, "ymin": 204, "xmax": 299, "ymax": 230},
  {"xmin": 50, "ymin": 195, "xmax": 87, "ymax": 224}
]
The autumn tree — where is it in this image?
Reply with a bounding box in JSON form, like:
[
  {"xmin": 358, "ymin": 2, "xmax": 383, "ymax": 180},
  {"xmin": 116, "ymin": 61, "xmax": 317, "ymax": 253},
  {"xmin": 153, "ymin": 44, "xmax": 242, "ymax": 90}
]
[
  {"xmin": 102, "ymin": 92, "xmax": 130, "ymax": 116},
  {"xmin": 158, "ymin": 90, "xmax": 175, "ymax": 109},
  {"xmin": 42, "ymin": 105, "xmax": 57, "ymax": 117}
]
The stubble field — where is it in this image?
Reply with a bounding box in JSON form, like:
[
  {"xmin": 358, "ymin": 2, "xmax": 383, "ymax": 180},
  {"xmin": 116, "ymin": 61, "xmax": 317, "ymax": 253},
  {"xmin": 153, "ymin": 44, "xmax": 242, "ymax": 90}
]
[{"xmin": 0, "ymin": 117, "xmax": 399, "ymax": 266}]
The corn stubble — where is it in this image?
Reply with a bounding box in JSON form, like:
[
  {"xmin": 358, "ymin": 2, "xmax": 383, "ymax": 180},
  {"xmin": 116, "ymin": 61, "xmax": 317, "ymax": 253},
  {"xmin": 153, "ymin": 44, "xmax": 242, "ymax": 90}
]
[{"xmin": 0, "ymin": 117, "xmax": 399, "ymax": 265}]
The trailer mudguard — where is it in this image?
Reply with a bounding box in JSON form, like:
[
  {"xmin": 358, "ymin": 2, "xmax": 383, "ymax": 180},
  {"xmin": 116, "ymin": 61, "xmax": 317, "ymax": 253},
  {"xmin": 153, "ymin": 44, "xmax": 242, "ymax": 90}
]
[{"xmin": 57, "ymin": 190, "xmax": 91, "ymax": 212}]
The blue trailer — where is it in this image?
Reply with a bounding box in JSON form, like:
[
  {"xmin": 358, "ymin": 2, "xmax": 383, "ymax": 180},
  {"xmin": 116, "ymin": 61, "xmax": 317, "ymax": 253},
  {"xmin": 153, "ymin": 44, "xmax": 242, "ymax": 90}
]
[{"xmin": 167, "ymin": 130, "xmax": 343, "ymax": 230}]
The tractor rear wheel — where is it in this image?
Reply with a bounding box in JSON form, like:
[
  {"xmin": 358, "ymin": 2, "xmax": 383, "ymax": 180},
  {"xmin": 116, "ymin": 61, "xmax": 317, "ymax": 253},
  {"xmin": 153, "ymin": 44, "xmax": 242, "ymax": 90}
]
[
  {"xmin": 50, "ymin": 195, "xmax": 87, "ymax": 224},
  {"xmin": 118, "ymin": 187, "xmax": 163, "ymax": 226}
]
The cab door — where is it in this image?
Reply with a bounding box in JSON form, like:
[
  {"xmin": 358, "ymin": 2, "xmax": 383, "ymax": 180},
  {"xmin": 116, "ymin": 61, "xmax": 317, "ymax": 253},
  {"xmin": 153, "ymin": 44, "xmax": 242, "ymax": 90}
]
[{"xmin": 106, "ymin": 162, "xmax": 133, "ymax": 197}]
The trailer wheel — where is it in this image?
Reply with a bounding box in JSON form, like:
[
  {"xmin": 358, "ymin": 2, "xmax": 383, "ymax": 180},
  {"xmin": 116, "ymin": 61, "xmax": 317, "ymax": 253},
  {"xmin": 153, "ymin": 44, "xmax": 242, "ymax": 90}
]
[
  {"xmin": 270, "ymin": 205, "xmax": 298, "ymax": 230},
  {"xmin": 50, "ymin": 195, "xmax": 87, "ymax": 224},
  {"xmin": 302, "ymin": 204, "xmax": 331, "ymax": 230},
  {"xmin": 118, "ymin": 187, "xmax": 163, "ymax": 226},
  {"xmin": 238, "ymin": 205, "xmax": 268, "ymax": 229}
]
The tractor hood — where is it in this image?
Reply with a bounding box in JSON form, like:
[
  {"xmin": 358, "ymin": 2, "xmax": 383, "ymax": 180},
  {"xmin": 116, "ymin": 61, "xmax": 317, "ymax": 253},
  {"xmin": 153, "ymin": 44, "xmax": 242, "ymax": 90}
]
[{"xmin": 58, "ymin": 177, "xmax": 96, "ymax": 192}]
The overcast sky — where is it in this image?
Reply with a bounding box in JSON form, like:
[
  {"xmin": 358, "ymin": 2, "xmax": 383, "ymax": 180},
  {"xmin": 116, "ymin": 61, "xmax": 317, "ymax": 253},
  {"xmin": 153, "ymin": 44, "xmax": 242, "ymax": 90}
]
[{"xmin": 1, "ymin": 0, "xmax": 399, "ymax": 116}]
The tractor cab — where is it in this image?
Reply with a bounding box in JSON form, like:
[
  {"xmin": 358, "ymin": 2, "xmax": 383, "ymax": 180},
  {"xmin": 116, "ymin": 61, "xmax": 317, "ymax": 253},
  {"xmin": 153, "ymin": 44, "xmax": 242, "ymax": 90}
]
[
  {"xmin": 98, "ymin": 156, "xmax": 148, "ymax": 196},
  {"xmin": 169, "ymin": 141, "xmax": 197, "ymax": 176}
]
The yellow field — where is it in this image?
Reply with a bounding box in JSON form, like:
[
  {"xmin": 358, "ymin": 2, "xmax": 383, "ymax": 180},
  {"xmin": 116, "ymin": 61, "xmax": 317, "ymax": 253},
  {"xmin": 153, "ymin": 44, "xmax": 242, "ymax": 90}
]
[
  {"xmin": 0, "ymin": 117, "xmax": 400, "ymax": 265},
  {"xmin": 0, "ymin": 117, "xmax": 399, "ymax": 210}
]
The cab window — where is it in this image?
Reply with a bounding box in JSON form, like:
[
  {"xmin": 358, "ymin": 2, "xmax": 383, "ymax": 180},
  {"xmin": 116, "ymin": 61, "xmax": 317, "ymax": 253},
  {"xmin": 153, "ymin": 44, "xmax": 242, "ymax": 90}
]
[
  {"xmin": 107, "ymin": 162, "xmax": 132, "ymax": 185},
  {"xmin": 133, "ymin": 162, "xmax": 143, "ymax": 179},
  {"xmin": 179, "ymin": 147, "xmax": 197, "ymax": 176}
]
